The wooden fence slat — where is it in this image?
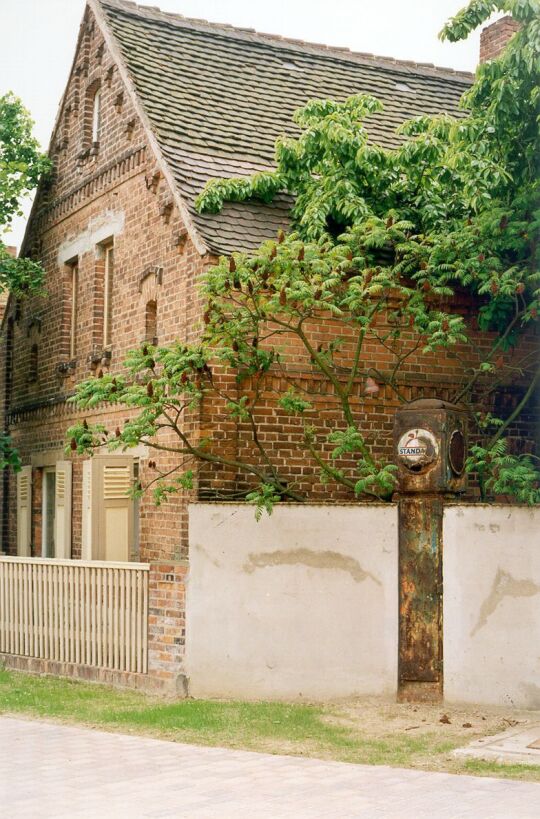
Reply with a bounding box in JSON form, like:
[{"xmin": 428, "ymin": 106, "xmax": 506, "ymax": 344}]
[{"xmin": 0, "ymin": 558, "xmax": 150, "ymax": 676}]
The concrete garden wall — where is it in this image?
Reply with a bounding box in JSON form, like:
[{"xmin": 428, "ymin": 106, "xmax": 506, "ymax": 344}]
[
  {"xmin": 187, "ymin": 503, "xmax": 398, "ymax": 700},
  {"xmin": 443, "ymin": 506, "xmax": 540, "ymax": 709},
  {"xmin": 187, "ymin": 502, "xmax": 540, "ymax": 707}
]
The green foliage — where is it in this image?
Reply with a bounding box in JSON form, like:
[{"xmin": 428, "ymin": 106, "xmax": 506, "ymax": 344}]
[
  {"xmin": 278, "ymin": 389, "xmax": 313, "ymax": 415},
  {"xmin": 0, "ymin": 92, "xmax": 50, "ymax": 296},
  {"xmin": 70, "ymin": 1, "xmax": 540, "ymax": 513},
  {"xmin": 0, "ymin": 433, "xmax": 21, "ymax": 472},
  {"xmin": 246, "ymin": 483, "xmax": 282, "ymax": 521},
  {"xmin": 466, "ymin": 440, "xmax": 540, "ymax": 504},
  {"xmin": 0, "ymin": 94, "xmax": 50, "ymax": 473}
]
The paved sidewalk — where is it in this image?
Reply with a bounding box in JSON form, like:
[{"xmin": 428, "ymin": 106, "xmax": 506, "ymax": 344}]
[{"xmin": 1, "ymin": 717, "xmax": 539, "ymax": 818}]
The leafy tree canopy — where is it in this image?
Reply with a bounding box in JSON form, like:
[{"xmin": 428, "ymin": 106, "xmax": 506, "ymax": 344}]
[
  {"xmin": 0, "ymin": 92, "xmax": 50, "ymax": 296},
  {"xmin": 69, "ymin": 0, "xmax": 540, "ymax": 512}
]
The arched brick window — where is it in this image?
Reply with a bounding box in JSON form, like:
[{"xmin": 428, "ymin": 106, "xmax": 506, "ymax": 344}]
[
  {"xmin": 83, "ymin": 80, "xmax": 101, "ymax": 150},
  {"xmin": 91, "ymin": 87, "xmax": 101, "ymax": 144},
  {"xmin": 145, "ymin": 299, "xmax": 157, "ymax": 344}
]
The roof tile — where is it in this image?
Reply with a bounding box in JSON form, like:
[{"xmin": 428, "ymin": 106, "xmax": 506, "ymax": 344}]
[{"xmin": 100, "ymin": 0, "xmax": 472, "ymax": 255}]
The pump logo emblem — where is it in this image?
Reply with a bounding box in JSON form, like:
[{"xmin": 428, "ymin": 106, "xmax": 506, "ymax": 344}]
[{"xmin": 397, "ymin": 428, "xmax": 438, "ymax": 469}]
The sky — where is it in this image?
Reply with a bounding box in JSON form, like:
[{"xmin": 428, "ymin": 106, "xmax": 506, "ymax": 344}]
[{"xmin": 1, "ymin": 0, "xmax": 495, "ymax": 250}]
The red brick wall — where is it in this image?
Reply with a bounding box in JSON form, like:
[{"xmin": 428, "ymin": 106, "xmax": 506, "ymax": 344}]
[
  {"xmin": 0, "ymin": 6, "xmax": 207, "ymax": 560},
  {"xmin": 148, "ymin": 561, "xmax": 188, "ymax": 691},
  {"xmin": 480, "ymin": 16, "xmax": 520, "ymax": 63},
  {"xmin": 197, "ymin": 312, "xmax": 539, "ymax": 502}
]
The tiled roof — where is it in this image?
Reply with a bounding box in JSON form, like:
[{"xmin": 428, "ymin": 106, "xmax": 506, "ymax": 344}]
[{"xmin": 99, "ymin": 0, "xmax": 472, "ymax": 255}]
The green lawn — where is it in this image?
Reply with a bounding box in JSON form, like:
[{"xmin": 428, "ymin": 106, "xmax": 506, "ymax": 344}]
[{"xmin": 1, "ymin": 669, "xmax": 538, "ymax": 782}]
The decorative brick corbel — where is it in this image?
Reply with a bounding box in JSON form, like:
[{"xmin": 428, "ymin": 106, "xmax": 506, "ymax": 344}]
[
  {"xmin": 173, "ymin": 228, "xmax": 188, "ymax": 250},
  {"xmin": 87, "ymin": 350, "xmax": 103, "ymax": 367},
  {"xmin": 145, "ymin": 170, "xmax": 161, "ymax": 193},
  {"xmin": 125, "ymin": 119, "xmax": 136, "ymax": 140},
  {"xmin": 160, "ymin": 201, "xmax": 174, "ymax": 224},
  {"xmin": 105, "ymin": 65, "xmax": 115, "ymax": 87},
  {"xmin": 56, "ymin": 360, "xmax": 76, "ymax": 377},
  {"xmin": 96, "ymin": 42, "xmax": 105, "ymax": 64},
  {"xmin": 87, "ymin": 349, "xmax": 112, "ymax": 370},
  {"xmin": 114, "ymin": 91, "xmax": 124, "ymax": 112}
]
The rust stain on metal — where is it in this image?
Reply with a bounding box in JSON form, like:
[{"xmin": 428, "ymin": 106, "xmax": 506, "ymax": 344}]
[
  {"xmin": 399, "ymin": 497, "xmax": 442, "ymax": 684},
  {"xmin": 394, "ymin": 399, "xmax": 468, "ymax": 702}
]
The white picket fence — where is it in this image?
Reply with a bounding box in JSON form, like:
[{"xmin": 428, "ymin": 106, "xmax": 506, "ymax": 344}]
[{"xmin": 0, "ymin": 557, "xmax": 149, "ymax": 673}]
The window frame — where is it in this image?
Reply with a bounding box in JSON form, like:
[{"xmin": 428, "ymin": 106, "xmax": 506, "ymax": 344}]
[
  {"xmin": 144, "ymin": 298, "xmax": 158, "ymax": 345},
  {"xmin": 41, "ymin": 466, "xmax": 56, "ymax": 558},
  {"xmin": 103, "ymin": 242, "xmax": 114, "ymax": 348},
  {"xmin": 91, "ymin": 87, "xmax": 101, "ymax": 144},
  {"xmin": 69, "ymin": 262, "xmax": 78, "ymax": 360}
]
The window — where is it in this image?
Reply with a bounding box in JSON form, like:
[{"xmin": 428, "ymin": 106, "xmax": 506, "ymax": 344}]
[
  {"xmin": 40, "ymin": 461, "xmax": 72, "ymax": 559},
  {"xmin": 91, "ymin": 87, "xmax": 101, "ymax": 144},
  {"xmin": 69, "ymin": 263, "xmax": 78, "ymax": 359},
  {"xmin": 29, "ymin": 344, "xmax": 38, "ymax": 383},
  {"xmin": 42, "ymin": 468, "xmax": 56, "ymax": 558},
  {"xmin": 103, "ymin": 242, "xmax": 114, "ymax": 347},
  {"xmin": 16, "ymin": 466, "xmax": 32, "ymax": 556},
  {"xmin": 82, "ymin": 456, "xmax": 135, "ymax": 562},
  {"xmin": 145, "ymin": 299, "xmax": 157, "ymax": 344}
]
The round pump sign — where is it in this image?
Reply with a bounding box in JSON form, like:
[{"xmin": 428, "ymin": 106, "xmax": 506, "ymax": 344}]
[{"xmin": 397, "ymin": 428, "xmax": 438, "ymax": 469}]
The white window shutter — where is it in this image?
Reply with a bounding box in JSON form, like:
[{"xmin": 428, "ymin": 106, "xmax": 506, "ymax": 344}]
[
  {"xmin": 54, "ymin": 461, "xmax": 72, "ymax": 559},
  {"xmin": 99, "ymin": 459, "xmax": 133, "ymax": 562},
  {"xmin": 82, "ymin": 457, "xmax": 134, "ymax": 562},
  {"xmin": 16, "ymin": 465, "xmax": 32, "ymax": 556}
]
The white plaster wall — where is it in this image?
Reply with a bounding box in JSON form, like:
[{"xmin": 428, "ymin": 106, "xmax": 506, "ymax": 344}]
[
  {"xmin": 187, "ymin": 503, "xmax": 398, "ymax": 701},
  {"xmin": 444, "ymin": 505, "xmax": 540, "ymax": 709}
]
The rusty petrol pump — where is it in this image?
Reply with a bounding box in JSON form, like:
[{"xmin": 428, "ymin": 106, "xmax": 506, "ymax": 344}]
[{"xmin": 393, "ymin": 399, "xmax": 468, "ymax": 702}]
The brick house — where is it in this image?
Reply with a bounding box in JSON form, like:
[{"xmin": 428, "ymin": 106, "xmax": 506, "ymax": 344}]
[{"xmin": 0, "ymin": 3, "xmax": 535, "ymax": 688}]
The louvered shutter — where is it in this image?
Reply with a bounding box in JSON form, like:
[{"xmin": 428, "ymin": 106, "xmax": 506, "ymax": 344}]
[
  {"xmin": 16, "ymin": 465, "xmax": 32, "ymax": 556},
  {"xmin": 100, "ymin": 460, "xmax": 133, "ymax": 562},
  {"xmin": 54, "ymin": 461, "xmax": 72, "ymax": 559},
  {"xmin": 80, "ymin": 457, "xmax": 134, "ymax": 561}
]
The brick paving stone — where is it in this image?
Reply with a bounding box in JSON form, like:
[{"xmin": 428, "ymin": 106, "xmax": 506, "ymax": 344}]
[{"xmin": 1, "ymin": 716, "xmax": 539, "ymax": 818}]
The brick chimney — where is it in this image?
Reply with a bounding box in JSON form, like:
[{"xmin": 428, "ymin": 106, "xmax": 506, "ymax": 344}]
[{"xmin": 480, "ymin": 16, "xmax": 520, "ymax": 63}]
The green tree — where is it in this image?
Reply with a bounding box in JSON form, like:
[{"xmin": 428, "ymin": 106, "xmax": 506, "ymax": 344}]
[
  {"xmin": 0, "ymin": 93, "xmax": 51, "ymax": 470},
  {"xmin": 0, "ymin": 93, "xmax": 50, "ymax": 295},
  {"xmin": 69, "ymin": 0, "xmax": 540, "ymax": 512}
]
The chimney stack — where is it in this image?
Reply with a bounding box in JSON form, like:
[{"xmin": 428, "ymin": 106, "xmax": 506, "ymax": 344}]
[{"xmin": 480, "ymin": 16, "xmax": 520, "ymax": 63}]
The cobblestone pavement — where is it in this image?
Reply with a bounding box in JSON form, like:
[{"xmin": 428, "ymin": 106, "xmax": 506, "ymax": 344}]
[{"xmin": 1, "ymin": 716, "xmax": 539, "ymax": 818}]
